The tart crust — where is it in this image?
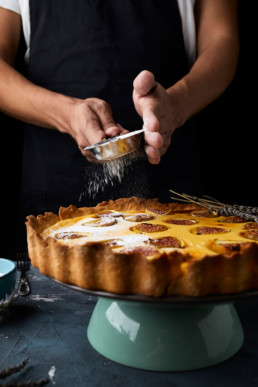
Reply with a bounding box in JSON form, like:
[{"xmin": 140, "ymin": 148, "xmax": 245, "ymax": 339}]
[{"xmin": 26, "ymin": 196, "xmax": 258, "ymax": 297}]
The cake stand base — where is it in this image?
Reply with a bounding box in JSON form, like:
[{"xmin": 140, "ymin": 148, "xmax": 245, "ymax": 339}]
[{"xmin": 87, "ymin": 298, "xmax": 244, "ymax": 371}]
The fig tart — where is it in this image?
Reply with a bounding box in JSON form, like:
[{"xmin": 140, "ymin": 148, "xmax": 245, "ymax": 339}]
[{"xmin": 26, "ymin": 196, "xmax": 258, "ymax": 297}]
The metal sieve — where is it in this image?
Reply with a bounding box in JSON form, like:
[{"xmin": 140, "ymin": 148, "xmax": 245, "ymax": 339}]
[{"xmin": 84, "ymin": 128, "xmax": 145, "ymax": 161}]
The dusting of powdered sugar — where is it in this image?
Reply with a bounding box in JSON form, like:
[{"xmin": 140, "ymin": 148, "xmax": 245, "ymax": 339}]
[
  {"xmin": 79, "ymin": 148, "xmax": 146, "ymax": 200},
  {"xmin": 29, "ymin": 295, "xmax": 63, "ymax": 303},
  {"xmin": 48, "ymin": 365, "xmax": 56, "ymax": 384},
  {"xmin": 46, "ymin": 215, "xmax": 149, "ymax": 246}
]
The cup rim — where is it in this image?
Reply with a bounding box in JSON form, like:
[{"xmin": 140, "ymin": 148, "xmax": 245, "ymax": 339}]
[{"xmin": 0, "ymin": 258, "xmax": 17, "ymax": 279}]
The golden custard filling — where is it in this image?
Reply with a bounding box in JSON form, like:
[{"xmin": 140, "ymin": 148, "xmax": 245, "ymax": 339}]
[{"xmin": 40, "ymin": 210, "xmax": 257, "ymax": 259}]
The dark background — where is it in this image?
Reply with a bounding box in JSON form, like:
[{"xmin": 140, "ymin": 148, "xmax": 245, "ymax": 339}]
[
  {"xmin": 0, "ymin": 2, "xmax": 256, "ymax": 258},
  {"xmin": 196, "ymin": 1, "xmax": 256, "ymax": 207}
]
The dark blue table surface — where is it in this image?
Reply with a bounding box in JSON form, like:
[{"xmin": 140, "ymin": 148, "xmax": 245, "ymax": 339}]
[{"xmin": 1, "ymin": 267, "xmax": 258, "ymax": 387}]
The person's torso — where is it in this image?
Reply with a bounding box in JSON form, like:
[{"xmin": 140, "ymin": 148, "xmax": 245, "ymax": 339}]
[{"xmin": 21, "ymin": 0, "xmax": 199, "ymax": 218}]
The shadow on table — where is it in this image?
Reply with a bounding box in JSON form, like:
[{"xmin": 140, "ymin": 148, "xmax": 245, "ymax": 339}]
[{"xmin": 0, "ymin": 303, "xmax": 39, "ymax": 326}]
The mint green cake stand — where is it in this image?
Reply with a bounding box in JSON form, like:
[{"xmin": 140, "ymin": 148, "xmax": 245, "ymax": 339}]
[
  {"xmin": 87, "ymin": 295, "xmax": 244, "ymax": 371},
  {"xmin": 51, "ymin": 278, "xmax": 254, "ymax": 371}
]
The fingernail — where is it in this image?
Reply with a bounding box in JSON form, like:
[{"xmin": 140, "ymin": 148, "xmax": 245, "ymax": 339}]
[{"xmin": 106, "ymin": 125, "xmax": 119, "ymax": 130}]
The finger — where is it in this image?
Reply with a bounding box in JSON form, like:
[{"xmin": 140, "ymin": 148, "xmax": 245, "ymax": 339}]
[
  {"xmin": 159, "ymin": 141, "xmax": 171, "ymax": 157},
  {"xmin": 79, "ymin": 100, "xmax": 119, "ymax": 146},
  {"xmin": 133, "ymin": 70, "xmax": 157, "ymax": 96},
  {"xmin": 105, "ymin": 123, "xmax": 129, "ymax": 138},
  {"xmin": 143, "ymin": 109, "xmax": 159, "ymax": 133},
  {"xmin": 144, "ymin": 130, "xmax": 163, "ymax": 149},
  {"xmin": 117, "ymin": 123, "xmax": 130, "ymax": 135},
  {"xmin": 92, "ymin": 100, "xmax": 121, "ymax": 135},
  {"xmin": 81, "ymin": 114, "xmax": 106, "ymax": 146},
  {"xmin": 145, "ymin": 145, "xmax": 160, "ymax": 164},
  {"xmin": 104, "ymin": 125, "xmax": 121, "ymax": 137}
]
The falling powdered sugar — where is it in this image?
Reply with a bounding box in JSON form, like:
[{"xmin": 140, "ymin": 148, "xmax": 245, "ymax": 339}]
[{"xmin": 80, "ymin": 148, "xmax": 146, "ymax": 200}]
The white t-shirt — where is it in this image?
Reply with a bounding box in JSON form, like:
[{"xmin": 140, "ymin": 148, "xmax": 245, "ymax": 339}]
[{"xmin": 0, "ymin": 0, "xmax": 196, "ymax": 65}]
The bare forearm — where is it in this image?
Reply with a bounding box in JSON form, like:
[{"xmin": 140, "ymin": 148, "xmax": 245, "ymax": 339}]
[
  {"xmin": 0, "ymin": 58, "xmax": 76, "ymax": 132},
  {"xmin": 0, "ymin": 57, "xmax": 126, "ymax": 160},
  {"xmin": 167, "ymin": 0, "xmax": 239, "ymax": 128},
  {"xmin": 167, "ymin": 35, "xmax": 239, "ymax": 128}
]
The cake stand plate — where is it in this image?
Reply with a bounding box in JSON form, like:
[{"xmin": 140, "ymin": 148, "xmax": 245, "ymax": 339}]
[{"xmin": 49, "ymin": 278, "xmax": 257, "ymax": 371}]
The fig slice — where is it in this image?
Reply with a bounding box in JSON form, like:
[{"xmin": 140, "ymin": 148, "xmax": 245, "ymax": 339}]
[
  {"xmin": 164, "ymin": 218, "xmax": 197, "ymax": 225},
  {"xmin": 130, "ymin": 223, "xmax": 168, "ymax": 233},
  {"xmin": 55, "ymin": 231, "xmax": 90, "ymax": 240},
  {"xmin": 125, "ymin": 213, "xmax": 155, "ymax": 222},
  {"xmin": 147, "ymin": 236, "xmax": 186, "ymax": 248},
  {"xmin": 95, "ymin": 210, "xmax": 124, "ymax": 218},
  {"xmin": 83, "ymin": 217, "xmax": 117, "ymax": 227},
  {"xmin": 240, "ymin": 230, "xmax": 258, "ymax": 241},
  {"xmin": 191, "ymin": 210, "xmax": 218, "ymax": 218},
  {"xmin": 146, "ymin": 207, "xmax": 171, "ymax": 215},
  {"xmin": 190, "ymin": 226, "xmax": 230, "ymax": 235}
]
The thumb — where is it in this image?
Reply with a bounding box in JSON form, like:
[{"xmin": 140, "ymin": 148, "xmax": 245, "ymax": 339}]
[
  {"xmin": 105, "ymin": 123, "xmax": 129, "ymax": 137},
  {"xmin": 133, "ymin": 70, "xmax": 157, "ymax": 96}
]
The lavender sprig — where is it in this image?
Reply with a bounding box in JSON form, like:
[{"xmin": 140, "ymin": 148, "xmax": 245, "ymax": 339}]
[
  {"xmin": 0, "ymin": 358, "xmax": 48, "ymax": 386},
  {"xmin": 0, "ymin": 293, "xmax": 19, "ymax": 311},
  {"xmin": 0, "ymin": 359, "xmax": 29, "ymax": 379},
  {"xmin": 170, "ymin": 189, "xmax": 258, "ymax": 223},
  {"xmin": 0, "ymin": 378, "xmax": 48, "ymax": 386}
]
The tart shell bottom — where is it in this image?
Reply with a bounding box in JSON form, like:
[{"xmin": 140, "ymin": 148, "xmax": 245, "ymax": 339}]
[{"xmin": 26, "ymin": 197, "xmax": 258, "ymax": 297}]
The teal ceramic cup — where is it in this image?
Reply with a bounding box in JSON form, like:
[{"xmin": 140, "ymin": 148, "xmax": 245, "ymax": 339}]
[{"xmin": 0, "ymin": 258, "xmax": 17, "ymax": 300}]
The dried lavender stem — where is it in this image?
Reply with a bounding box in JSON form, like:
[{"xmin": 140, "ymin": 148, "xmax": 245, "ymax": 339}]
[
  {"xmin": 203, "ymin": 195, "xmax": 224, "ymax": 206},
  {"xmin": 169, "ymin": 190, "xmax": 202, "ymax": 207},
  {"xmin": 0, "ymin": 378, "xmax": 49, "ymax": 386},
  {"xmin": 169, "ymin": 189, "xmax": 258, "ymax": 223},
  {"xmin": 0, "ymin": 292, "xmax": 19, "ymax": 310},
  {"xmin": 192, "ymin": 198, "xmax": 219, "ymax": 209},
  {"xmin": 0, "ymin": 359, "xmax": 29, "ymax": 379}
]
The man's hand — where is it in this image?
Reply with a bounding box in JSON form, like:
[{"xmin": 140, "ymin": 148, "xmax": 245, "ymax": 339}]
[
  {"xmin": 69, "ymin": 98, "xmax": 128, "ymax": 161},
  {"xmin": 133, "ymin": 70, "xmax": 178, "ymax": 164}
]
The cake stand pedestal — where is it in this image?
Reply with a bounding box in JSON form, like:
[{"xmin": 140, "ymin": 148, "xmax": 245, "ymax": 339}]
[
  {"xmin": 50, "ymin": 278, "xmax": 257, "ymax": 372},
  {"xmin": 87, "ymin": 298, "xmax": 243, "ymax": 371}
]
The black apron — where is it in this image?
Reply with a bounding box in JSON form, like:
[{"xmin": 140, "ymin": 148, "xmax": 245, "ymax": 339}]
[{"xmin": 19, "ymin": 0, "xmax": 201, "ymax": 249}]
